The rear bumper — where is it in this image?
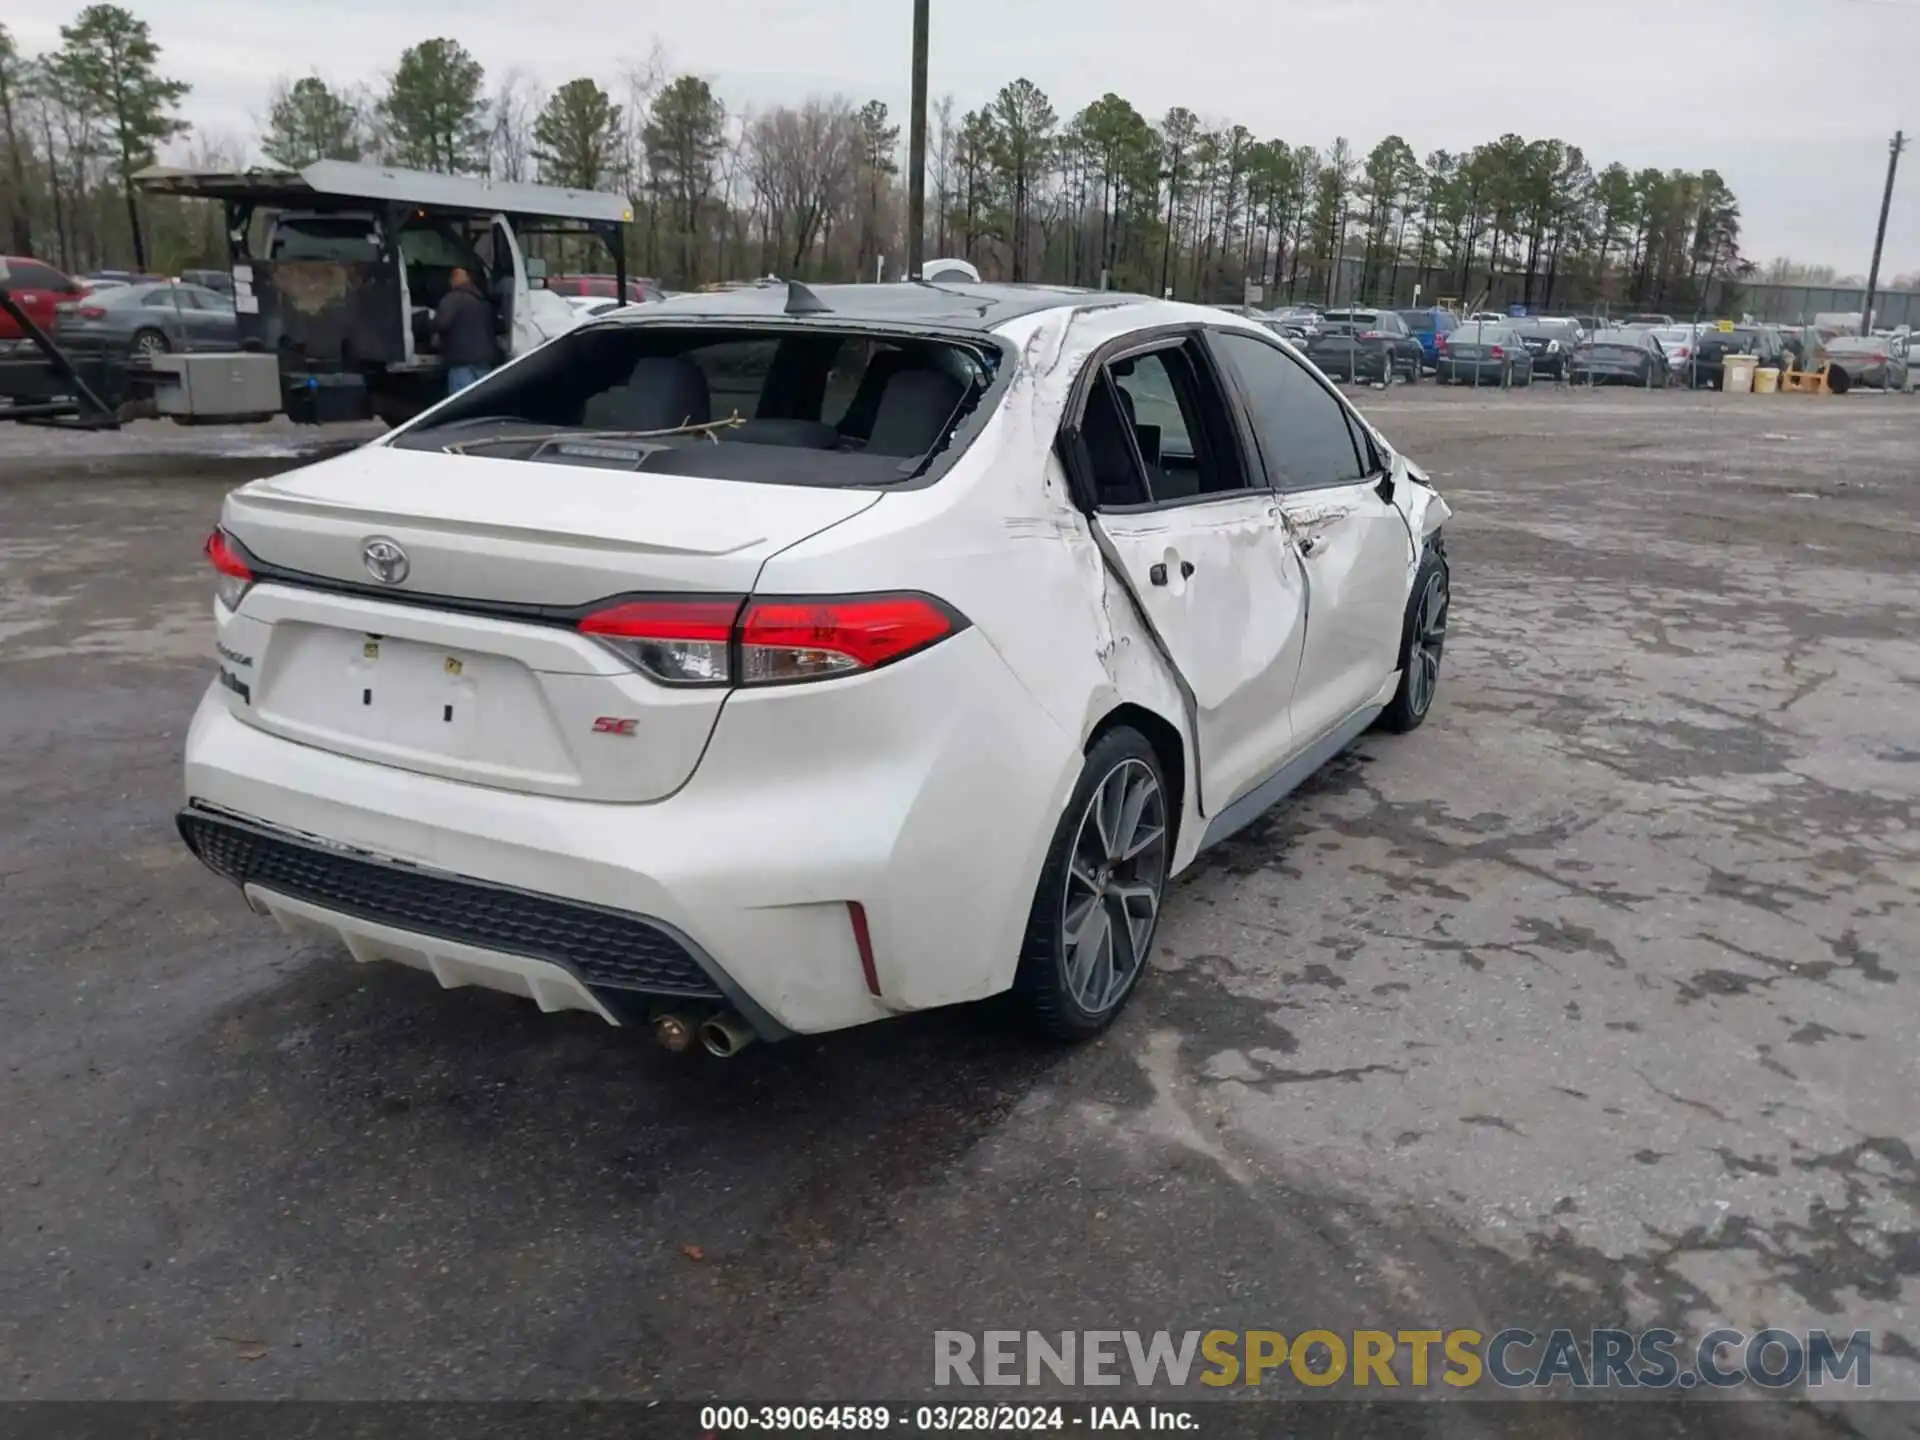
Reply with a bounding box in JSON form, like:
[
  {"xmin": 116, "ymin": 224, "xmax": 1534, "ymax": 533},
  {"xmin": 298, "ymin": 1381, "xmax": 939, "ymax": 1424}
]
[
  {"xmin": 177, "ymin": 802, "xmax": 750, "ymax": 1026},
  {"xmin": 1311, "ymin": 348, "xmax": 1392, "ymax": 378},
  {"xmin": 1434, "ymin": 359, "xmax": 1508, "ymax": 382},
  {"xmin": 181, "ymin": 625, "xmax": 1081, "ymax": 1036}
]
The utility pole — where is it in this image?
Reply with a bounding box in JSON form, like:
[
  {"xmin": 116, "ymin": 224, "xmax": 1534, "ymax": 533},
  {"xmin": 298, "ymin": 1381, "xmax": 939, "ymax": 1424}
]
[
  {"xmin": 1860, "ymin": 130, "xmax": 1905, "ymax": 334},
  {"xmin": 906, "ymin": 0, "xmax": 929, "ymax": 280}
]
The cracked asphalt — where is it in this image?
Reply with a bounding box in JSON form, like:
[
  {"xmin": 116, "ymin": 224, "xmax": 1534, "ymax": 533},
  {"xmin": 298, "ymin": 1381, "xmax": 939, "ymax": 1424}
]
[{"xmin": 2, "ymin": 389, "xmax": 1916, "ymax": 1434}]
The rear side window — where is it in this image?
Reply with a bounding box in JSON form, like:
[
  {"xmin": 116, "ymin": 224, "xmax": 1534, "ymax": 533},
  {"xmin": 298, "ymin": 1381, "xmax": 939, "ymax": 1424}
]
[
  {"xmin": 6, "ymin": 260, "xmax": 69, "ymax": 290},
  {"xmin": 1078, "ymin": 341, "xmax": 1246, "ymax": 507},
  {"xmin": 394, "ymin": 322, "xmax": 999, "ymax": 489},
  {"xmin": 1211, "ymin": 330, "xmax": 1366, "ymax": 491}
]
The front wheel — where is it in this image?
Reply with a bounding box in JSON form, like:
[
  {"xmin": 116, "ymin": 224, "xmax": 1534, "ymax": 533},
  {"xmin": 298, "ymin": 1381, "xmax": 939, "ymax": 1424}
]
[
  {"xmin": 1014, "ymin": 729, "xmax": 1172, "ymax": 1040},
  {"xmin": 131, "ymin": 329, "xmax": 171, "ymax": 363},
  {"xmin": 1379, "ymin": 542, "xmax": 1449, "ymax": 734}
]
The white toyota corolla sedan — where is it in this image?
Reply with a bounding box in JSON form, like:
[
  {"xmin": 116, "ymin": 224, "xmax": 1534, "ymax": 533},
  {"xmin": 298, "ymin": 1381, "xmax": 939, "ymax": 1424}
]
[{"xmin": 180, "ymin": 282, "xmax": 1451, "ymax": 1055}]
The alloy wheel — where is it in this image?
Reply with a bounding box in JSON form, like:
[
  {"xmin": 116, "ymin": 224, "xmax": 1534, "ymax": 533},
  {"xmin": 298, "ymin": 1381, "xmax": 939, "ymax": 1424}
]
[
  {"xmin": 1060, "ymin": 758, "xmax": 1167, "ymax": 1015},
  {"xmin": 1406, "ymin": 569, "xmax": 1449, "ymax": 718}
]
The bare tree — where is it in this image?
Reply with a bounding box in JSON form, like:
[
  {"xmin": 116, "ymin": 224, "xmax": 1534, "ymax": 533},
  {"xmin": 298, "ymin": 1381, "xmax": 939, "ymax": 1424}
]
[
  {"xmin": 488, "ymin": 67, "xmax": 542, "ymax": 182},
  {"xmin": 743, "ymin": 97, "xmax": 856, "ymax": 277},
  {"xmin": 614, "ymin": 43, "xmax": 668, "ymax": 272},
  {"xmin": 929, "ymin": 93, "xmax": 955, "ymax": 258}
]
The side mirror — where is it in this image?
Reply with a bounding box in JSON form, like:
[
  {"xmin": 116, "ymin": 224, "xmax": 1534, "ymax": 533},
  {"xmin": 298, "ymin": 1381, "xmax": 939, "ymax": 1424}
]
[{"xmin": 524, "ymin": 257, "xmax": 547, "ymax": 289}]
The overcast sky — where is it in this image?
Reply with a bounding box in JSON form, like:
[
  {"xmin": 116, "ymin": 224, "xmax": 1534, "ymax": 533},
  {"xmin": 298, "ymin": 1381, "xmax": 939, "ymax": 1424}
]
[{"xmin": 14, "ymin": 0, "xmax": 1919, "ymax": 274}]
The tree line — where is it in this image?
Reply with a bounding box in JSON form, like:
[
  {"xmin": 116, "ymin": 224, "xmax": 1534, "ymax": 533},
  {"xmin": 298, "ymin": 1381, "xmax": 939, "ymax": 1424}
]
[{"xmin": 0, "ymin": 6, "xmax": 1834, "ymax": 313}]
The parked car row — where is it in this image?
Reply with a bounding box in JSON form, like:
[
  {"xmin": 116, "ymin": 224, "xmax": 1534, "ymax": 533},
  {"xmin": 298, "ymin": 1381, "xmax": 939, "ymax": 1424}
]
[{"xmin": 1236, "ymin": 299, "xmax": 1913, "ymax": 394}]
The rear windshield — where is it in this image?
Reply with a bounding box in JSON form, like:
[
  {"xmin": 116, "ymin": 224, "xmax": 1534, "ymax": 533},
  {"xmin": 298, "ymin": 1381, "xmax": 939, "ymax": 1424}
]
[
  {"xmin": 1397, "ymin": 310, "xmax": 1437, "ymax": 332},
  {"xmin": 1321, "ymin": 311, "xmax": 1379, "ymax": 327},
  {"xmin": 393, "ymin": 322, "xmax": 1001, "ymax": 488},
  {"xmin": 270, "ymin": 215, "xmax": 381, "ymax": 263}
]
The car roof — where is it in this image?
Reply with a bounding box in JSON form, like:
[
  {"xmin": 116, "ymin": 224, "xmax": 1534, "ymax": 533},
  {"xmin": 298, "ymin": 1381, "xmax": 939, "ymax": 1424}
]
[{"xmin": 621, "ymin": 280, "xmax": 1146, "ymax": 333}]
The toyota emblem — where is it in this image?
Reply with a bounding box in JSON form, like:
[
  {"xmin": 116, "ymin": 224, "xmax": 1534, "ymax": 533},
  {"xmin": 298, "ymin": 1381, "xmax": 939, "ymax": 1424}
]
[{"xmin": 362, "ymin": 536, "xmax": 410, "ymax": 585}]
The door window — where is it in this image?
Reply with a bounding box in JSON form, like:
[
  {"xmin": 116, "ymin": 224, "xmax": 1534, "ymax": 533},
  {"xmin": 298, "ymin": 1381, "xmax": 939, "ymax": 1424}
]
[
  {"xmin": 1211, "ymin": 331, "xmax": 1368, "ymax": 491},
  {"xmin": 1078, "ymin": 339, "xmax": 1246, "ymax": 508}
]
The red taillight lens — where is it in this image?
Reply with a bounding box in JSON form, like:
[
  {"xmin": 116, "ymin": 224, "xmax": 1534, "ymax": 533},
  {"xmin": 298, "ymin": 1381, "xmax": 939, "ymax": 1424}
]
[
  {"xmin": 1359, "ymin": 330, "xmax": 1384, "ymax": 340},
  {"xmin": 1435, "ymin": 335, "xmax": 1449, "ymax": 349},
  {"xmin": 579, "ymin": 597, "xmax": 743, "ymax": 686},
  {"xmin": 205, "ymin": 528, "xmax": 253, "ymax": 610},
  {"xmin": 1489, "ymin": 345, "xmax": 1505, "ymax": 359},
  {"xmin": 575, "ymin": 593, "xmax": 962, "ymax": 687},
  {"xmin": 77, "ymin": 305, "xmax": 106, "ymax": 320},
  {"xmin": 740, "ymin": 595, "xmax": 958, "ymax": 684}
]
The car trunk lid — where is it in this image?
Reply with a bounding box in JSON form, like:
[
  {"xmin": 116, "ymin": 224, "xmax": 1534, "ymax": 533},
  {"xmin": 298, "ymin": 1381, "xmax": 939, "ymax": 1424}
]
[{"xmin": 216, "ymin": 444, "xmax": 880, "ymax": 802}]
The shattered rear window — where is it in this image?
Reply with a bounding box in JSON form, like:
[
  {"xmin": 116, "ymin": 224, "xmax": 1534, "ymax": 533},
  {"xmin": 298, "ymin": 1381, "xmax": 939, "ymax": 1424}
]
[{"xmin": 392, "ymin": 322, "xmax": 1003, "ymax": 489}]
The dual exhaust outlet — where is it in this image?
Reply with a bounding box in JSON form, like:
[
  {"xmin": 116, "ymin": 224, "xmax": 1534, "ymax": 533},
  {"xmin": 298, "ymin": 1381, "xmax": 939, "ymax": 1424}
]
[{"xmin": 651, "ymin": 1007, "xmax": 758, "ymax": 1058}]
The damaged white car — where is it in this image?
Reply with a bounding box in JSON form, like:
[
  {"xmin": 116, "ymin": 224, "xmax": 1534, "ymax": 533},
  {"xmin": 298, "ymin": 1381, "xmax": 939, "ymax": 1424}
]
[{"xmin": 179, "ymin": 282, "xmax": 1451, "ymax": 1054}]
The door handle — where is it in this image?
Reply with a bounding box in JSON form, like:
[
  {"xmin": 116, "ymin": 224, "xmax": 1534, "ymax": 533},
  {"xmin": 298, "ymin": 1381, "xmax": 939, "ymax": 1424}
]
[
  {"xmin": 1297, "ymin": 533, "xmax": 1324, "ymax": 557},
  {"xmin": 1180, "ymin": 560, "xmax": 1195, "ymax": 578},
  {"xmin": 1148, "ymin": 560, "xmax": 1195, "ymax": 586}
]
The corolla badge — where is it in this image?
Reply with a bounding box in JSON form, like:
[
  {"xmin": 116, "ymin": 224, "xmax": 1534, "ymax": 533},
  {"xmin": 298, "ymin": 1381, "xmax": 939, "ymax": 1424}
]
[{"xmin": 362, "ymin": 536, "xmax": 410, "ymax": 585}]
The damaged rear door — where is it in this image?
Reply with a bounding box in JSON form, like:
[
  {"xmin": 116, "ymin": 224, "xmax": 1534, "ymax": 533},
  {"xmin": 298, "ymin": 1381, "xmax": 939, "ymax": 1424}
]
[
  {"xmin": 1208, "ymin": 328, "xmax": 1416, "ymax": 746},
  {"xmin": 1065, "ymin": 334, "xmax": 1307, "ymax": 814}
]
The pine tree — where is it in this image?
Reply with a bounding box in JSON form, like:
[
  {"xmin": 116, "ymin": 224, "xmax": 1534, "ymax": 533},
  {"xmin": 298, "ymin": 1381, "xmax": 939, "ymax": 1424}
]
[
  {"xmin": 260, "ymin": 75, "xmax": 363, "ymax": 169},
  {"xmin": 643, "ymin": 75, "xmax": 726, "ymax": 286},
  {"xmin": 377, "ymin": 38, "xmax": 487, "ymax": 175},
  {"xmin": 48, "ymin": 4, "xmax": 189, "ymax": 270},
  {"xmin": 533, "ymin": 78, "xmax": 622, "ymax": 190}
]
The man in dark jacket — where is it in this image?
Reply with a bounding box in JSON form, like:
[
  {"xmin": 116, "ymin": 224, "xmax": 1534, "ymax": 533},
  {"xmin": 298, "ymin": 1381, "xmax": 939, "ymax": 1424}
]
[{"xmin": 434, "ymin": 268, "xmax": 499, "ymax": 393}]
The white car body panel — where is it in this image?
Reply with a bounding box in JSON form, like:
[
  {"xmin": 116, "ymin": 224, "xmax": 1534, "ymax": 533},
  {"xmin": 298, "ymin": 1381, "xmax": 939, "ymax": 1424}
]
[
  {"xmin": 182, "ymin": 294, "xmax": 1449, "ymax": 1038},
  {"xmin": 1094, "ymin": 494, "xmax": 1305, "ymax": 811}
]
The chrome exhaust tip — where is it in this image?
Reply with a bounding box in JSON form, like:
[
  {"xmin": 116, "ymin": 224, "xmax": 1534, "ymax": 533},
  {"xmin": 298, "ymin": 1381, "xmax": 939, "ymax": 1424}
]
[
  {"xmin": 651, "ymin": 1012, "xmax": 697, "ymax": 1053},
  {"xmin": 698, "ymin": 1010, "xmax": 758, "ymax": 1058}
]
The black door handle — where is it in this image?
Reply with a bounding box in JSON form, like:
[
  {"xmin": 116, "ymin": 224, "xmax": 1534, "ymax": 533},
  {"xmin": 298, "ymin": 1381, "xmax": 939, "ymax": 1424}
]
[
  {"xmin": 1180, "ymin": 560, "xmax": 1195, "ymax": 578},
  {"xmin": 1149, "ymin": 563, "xmax": 1168, "ymax": 586}
]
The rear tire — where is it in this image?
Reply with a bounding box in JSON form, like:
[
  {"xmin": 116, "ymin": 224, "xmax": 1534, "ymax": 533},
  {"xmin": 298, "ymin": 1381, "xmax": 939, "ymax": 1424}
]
[
  {"xmin": 1014, "ymin": 728, "xmax": 1171, "ymax": 1041},
  {"xmin": 1379, "ymin": 540, "xmax": 1449, "ymax": 734},
  {"xmin": 131, "ymin": 329, "xmax": 170, "ymax": 363}
]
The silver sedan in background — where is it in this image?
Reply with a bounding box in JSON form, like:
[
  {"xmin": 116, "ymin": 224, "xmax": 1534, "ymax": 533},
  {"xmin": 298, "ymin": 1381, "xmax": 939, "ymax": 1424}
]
[{"xmin": 53, "ymin": 281, "xmax": 237, "ymax": 365}]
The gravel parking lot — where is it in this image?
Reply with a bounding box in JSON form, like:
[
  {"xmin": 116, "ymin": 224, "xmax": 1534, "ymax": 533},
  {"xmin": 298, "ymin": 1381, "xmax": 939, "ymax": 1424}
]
[{"xmin": 2, "ymin": 389, "xmax": 1916, "ymax": 1430}]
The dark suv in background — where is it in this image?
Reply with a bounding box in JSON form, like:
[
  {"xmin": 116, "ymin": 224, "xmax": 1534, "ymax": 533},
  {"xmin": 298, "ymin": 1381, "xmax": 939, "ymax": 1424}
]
[{"xmin": 1307, "ymin": 309, "xmax": 1424, "ymax": 383}]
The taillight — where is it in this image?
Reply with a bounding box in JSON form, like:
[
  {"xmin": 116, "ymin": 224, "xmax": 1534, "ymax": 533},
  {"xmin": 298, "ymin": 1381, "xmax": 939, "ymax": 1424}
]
[
  {"xmin": 204, "ymin": 528, "xmax": 253, "ymax": 611},
  {"xmin": 740, "ymin": 595, "xmax": 959, "ymax": 684},
  {"xmin": 1359, "ymin": 330, "xmax": 1384, "ymax": 340},
  {"xmin": 77, "ymin": 305, "xmax": 106, "ymax": 320},
  {"xmin": 1489, "ymin": 345, "xmax": 1506, "ymax": 359},
  {"xmin": 1435, "ymin": 335, "xmax": 1449, "ymax": 349},
  {"xmin": 577, "ymin": 593, "xmax": 963, "ymax": 688},
  {"xmin": 579, "ymin": 597, "xmax": 742, "ymax": 686}
]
